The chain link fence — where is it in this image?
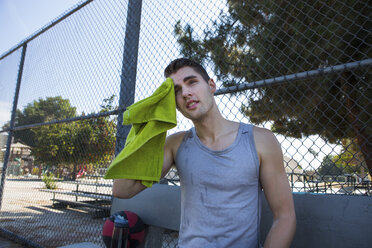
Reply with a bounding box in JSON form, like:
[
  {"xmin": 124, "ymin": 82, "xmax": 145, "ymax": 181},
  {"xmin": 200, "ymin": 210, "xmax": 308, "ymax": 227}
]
[{"xmin": 0, "ymin": 0, "xmax": 371, "ymax": 247}]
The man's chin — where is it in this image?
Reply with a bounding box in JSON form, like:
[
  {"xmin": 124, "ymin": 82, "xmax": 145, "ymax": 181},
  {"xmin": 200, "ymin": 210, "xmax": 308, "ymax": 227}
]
[
  {"xmin": 179, "ymin": 109, "xmax": 203, "ymax": 121},
  {"xmin": 186, "ymin": 114, "xmax": 204, "ymax": 122}
]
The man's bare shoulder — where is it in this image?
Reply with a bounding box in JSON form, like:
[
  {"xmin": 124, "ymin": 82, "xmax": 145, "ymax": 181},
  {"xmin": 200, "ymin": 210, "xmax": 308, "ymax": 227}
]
[
  {"xmin": 166, "ymin": 131, "xmax": 187, "ymax": 142},
  {"xmin": 252, "ymin": 126, "xmax": 277, "ymax": 141},
  {"xmin": 165, "ymin": 131, "xmax": 188, "ymax": 153},
  {"xmin": 252, "ymin": 126, "xmax": 281, "ymax": 158}
]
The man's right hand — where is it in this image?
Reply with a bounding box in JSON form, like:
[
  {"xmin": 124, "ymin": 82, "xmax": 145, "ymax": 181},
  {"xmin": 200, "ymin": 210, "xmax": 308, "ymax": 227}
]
[{"xmin": 112, "ymin": 131, "xmax": 185, "ymax": 199}]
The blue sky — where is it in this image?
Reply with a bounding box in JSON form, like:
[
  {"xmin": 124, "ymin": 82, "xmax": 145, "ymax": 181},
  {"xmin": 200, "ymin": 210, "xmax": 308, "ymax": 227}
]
[
  {"xmin": 0, "ymin": 0, "xmax": 81, "ymax": 127},
  {"xmin": 0, "ymin": 0, "xmax": 81, "ymax": 56},
  {"xmin": 0, "ymin": 0, "xmax": 224, "ymax": 124}
]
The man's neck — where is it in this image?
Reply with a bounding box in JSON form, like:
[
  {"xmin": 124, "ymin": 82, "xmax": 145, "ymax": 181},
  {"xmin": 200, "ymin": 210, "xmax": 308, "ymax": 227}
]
[{"xmin": 193, "ymin": 112, "xmax": 232, "ymax": 142}]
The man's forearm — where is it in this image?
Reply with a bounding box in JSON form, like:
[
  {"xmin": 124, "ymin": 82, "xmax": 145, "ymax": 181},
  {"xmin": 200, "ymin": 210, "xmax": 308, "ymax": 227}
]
[
  {"xmin": 263, "ymin": 214, "xmax": 296, "ymax": 248},
  {"xmin": 112, "ymin": 178, "xmax": 146, "ymax": 199}
]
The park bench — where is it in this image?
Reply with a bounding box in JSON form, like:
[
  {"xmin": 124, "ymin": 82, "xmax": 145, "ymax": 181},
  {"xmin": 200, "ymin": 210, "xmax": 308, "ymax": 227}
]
[{"xmin": 41, "ymin": 180, "xmax": 113, "ymax": 218}]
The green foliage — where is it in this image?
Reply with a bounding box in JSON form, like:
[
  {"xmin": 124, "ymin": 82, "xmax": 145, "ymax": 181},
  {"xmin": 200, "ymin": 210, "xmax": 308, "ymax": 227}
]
[
  {"xmin": 308, "ymin": 148, "xmax": 319, "ymax": 158},
  {"xmin": 174, "ymin": 0, "xmax": 372, "ymax": 174},
  {"xmin": 30, "ymin": 96, "xmax": 116, "ymax": 172},
  {"xmin": 332, "ymin": 139, "xmax": 367, "ymax": 174},
  {"xmin": 12, "ymin": 96, "xmax": 77, "ymax": 147},
  {"xmin": 318, "ymin": 155, "xmax": 343, "ymax": 176},
  {"xmin": 319, "ymin": 139, "xmax": 367, "ymax": 175},
  {"xmin": 31, "ymin": 167, "xmax": 39, "ymax": 175},
  {"xmin": 42, "ymin": 173, "xmax": 57, "ymax": 189},
  {"xmin": 100, "ymin": 94, "xmax": 117, "ymax": 113},
  {"xmin": 32, "ymin": 117, "xmax": 116, "ymax": 166},
  {"xmin": 2, "ymin": 96, "xmax": 117, "ymax": 178}
]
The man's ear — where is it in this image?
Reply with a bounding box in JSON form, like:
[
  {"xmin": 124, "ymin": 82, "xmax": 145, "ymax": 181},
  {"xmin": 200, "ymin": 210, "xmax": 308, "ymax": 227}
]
[{"xmin": 208, "ymin": 79, "xmax": 216, "ymax": 94}]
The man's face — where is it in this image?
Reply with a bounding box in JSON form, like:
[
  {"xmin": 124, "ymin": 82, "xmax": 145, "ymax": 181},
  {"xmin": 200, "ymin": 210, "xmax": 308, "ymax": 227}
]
[{"xmin": 169, "ymin": 66, "xmax": 216, "ymax": 121}]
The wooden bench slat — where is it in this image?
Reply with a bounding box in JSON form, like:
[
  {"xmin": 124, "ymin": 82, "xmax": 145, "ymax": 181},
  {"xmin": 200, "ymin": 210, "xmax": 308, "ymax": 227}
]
[
  {"xmin": 61, "ymin": 181, "xmax": 113, "ymax": 187},
  {"xmin": 40, "ymin": 189, "xmax": 112, "ymax": 200},
  {"xmin": 53, "ymin": 199, "xmax": 111, "ymax": 210}
]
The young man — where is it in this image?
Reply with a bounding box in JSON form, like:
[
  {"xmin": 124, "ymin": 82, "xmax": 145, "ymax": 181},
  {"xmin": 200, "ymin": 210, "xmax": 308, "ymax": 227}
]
[{"xmin": 113, "ymin": 58, "xmax": 296, "ymax": 247}]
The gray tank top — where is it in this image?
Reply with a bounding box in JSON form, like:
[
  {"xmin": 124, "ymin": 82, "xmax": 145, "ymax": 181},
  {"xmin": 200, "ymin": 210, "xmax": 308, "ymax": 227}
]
[{"xmin": 175, "ymin": 123, "xmax": 261, "ymax": 248}]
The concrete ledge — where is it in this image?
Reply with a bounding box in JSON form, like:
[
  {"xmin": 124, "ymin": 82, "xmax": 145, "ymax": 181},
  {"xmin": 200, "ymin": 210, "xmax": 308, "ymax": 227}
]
[
  {"xmin": 57, "ymin": 242, "xmax": 101, "ymax": 248},
  {"xmin": 289, "ymin": 193, "xmax": 371, "ymax": 248},
  {"xmin": 112, "ymin": 185, "xmax": 372, "ymax": 248}
]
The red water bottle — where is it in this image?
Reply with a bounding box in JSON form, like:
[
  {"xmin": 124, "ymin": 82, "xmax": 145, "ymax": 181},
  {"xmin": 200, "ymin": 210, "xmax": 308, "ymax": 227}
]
[{"xmin": 110, "ymin": 214, "xmax": 129, "ymax": 248}]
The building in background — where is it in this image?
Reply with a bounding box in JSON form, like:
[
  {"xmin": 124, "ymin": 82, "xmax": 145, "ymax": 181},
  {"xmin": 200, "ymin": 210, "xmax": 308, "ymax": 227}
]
[
  {"xmin": 0, "ymin": 133, "xmax": 7, "ymax": 168},
  {"xmin": 6, "ymin": 142, "xmax": 34, "ymax": 176}
]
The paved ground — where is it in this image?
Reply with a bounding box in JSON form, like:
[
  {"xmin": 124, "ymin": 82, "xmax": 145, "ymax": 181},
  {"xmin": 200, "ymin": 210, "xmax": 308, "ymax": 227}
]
[
  {"xmin": 0, "ymin": 235, "xmax": 26, "ymax": 248},
  {"xmin": 0, "ymin": 178, "xmax": 109, "ymax": 248},
  {"xmin": 0, "ymin": 177, "xmax": 179, "ymax": 248}
]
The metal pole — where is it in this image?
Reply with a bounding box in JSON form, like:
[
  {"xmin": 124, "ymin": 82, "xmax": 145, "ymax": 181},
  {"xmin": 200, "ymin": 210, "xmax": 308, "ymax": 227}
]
[
  {"xmin": 115, "ymin": 0, "xmax": 143, "ymax": 156},
  {"xmin": 0, "ymin": 107, "xmax": 124, "ymax": 133},
  {"xmin": 291, "ymin": 173, "xmax": 294, "ymax": 190},
  {"xmin": 214, "ymin": 58, "xmax": 372, "ymax": 95},
  {"xmin": 0, "ymin": 44, "xmax": 27, "ymax": 210}
]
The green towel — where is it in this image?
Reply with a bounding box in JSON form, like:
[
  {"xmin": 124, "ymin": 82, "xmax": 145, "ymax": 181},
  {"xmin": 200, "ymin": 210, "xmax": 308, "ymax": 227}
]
[{"xmin": 104, "ymin": 78, "xmax": 177, "ymax": 187}]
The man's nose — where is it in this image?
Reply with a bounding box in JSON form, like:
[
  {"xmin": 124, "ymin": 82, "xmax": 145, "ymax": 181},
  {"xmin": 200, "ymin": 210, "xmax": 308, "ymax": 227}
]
[{"xmin": 182, "ymin": 87, "xmax": 192, "ymax": 97}]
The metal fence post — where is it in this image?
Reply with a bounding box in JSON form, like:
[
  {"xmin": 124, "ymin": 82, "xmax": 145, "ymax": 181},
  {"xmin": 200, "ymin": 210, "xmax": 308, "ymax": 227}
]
[
  {"xmin": 112, "ymin": 2, "xmax": 166, "ymax": 246},
  {"xmin": 0, "ymin": 44, "xmax": 27, "ymax": 210},
  {"xmin": 115, "ymin": 0, "xmax": 143, "ymax": 156}
]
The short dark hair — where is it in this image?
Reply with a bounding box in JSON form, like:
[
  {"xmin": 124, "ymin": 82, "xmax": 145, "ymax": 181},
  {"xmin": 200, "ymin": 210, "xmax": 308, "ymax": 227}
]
[{"xmin": 164, "ymin": 58, "xmax": 210, "ymax": 83}]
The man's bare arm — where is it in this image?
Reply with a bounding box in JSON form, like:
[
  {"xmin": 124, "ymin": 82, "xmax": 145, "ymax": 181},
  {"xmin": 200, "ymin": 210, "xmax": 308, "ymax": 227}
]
[
  {"xmin": 112, "ymin": 177, "xmax": 146, "ymax": 199},
  {"xmin": 112, "ymin": 132, "xmax": 183, "ymax": 199},
  {"xmin": 254, "ymin": 127, "xmax": 296, "ymax": 248}
]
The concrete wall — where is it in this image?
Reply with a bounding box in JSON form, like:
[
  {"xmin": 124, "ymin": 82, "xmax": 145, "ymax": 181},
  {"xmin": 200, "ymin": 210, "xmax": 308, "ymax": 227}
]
[
  {"xmin": 261, "ymin": 193, "xmax": 372, "ymax": 248},
  {"xmin": 111, "ymin": 184, "xmax": 181, "ymax": 230},
  {"xmin": 112, "ymin": 184, "xmax": 372, "ymax": 248}
]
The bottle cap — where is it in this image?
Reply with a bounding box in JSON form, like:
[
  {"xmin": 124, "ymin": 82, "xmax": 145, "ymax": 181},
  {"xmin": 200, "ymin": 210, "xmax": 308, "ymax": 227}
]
[{"xmin": 114, "ymin": 214, "xmax": 129, "ymax": 228}]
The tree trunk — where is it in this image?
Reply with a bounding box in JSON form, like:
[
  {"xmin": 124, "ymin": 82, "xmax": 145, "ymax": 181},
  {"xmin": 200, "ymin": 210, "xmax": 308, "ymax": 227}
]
[
  {"xmin": 38, "ymin": 165, "xmax": 42, "ymax": 178},
  {"xmin": 342, "ymin": 73, "xmax": 372, "ymax": 178},
  {"xmin": 71, "ymin": 164, "xmax": 77, "ymax": 181},
  {"xmin": 354, "ymin": 130, "xmax": 372, "ymax": 178}
]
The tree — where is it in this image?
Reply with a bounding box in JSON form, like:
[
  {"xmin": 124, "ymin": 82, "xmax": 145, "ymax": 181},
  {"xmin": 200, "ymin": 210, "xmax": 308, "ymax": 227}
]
[
  {"xmin": 12, "ymin": 96, "xmax": 76, "ymax": 147},
  {"xmin": 2, "ymin": 96, "xmax": 117, "ymax": 179},
  {"xmin": 174, "ymin": 0, "xmax": 372, "ymax": 176},
  {"xmin": 31, "ymin": 96, "xmax": 117, "ymax": 179},
  {"xmin": 332, "ymin": 138, "xmax": 368, "ymax": 175},
  {"xmin": 32, "ymin": 118, "xmax": 116, "ymax": 178},
  {"xmin": 318, "ymin": 155, "xmax": 343, "ymax": 176},
  {"xmin": 319, "ymin": 139, "xmax": 368, "ymax": 178}
]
